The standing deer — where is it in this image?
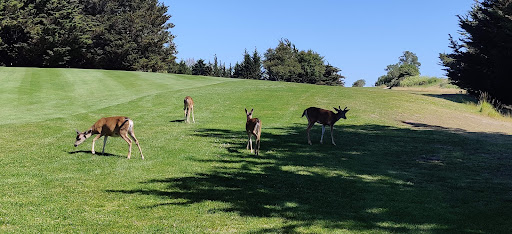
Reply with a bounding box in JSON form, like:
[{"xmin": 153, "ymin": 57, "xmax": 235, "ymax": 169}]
[
  {"xmin": 301, "ymin": 106, "xmax": 349, "ymax": 145},
  {"xmin": 184, "ymin": 96, "xmax": 195, "ymax": 123},
  {"xmin": 74, "ymin": 116, "xmax": 144, "ymax": 159},
  {"xmin": 245, "ymin": 108, "xmax": 262, "ymax": 156}
]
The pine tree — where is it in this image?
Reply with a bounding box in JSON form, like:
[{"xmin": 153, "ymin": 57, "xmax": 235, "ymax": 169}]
[
  {"xmin": 263, "ymin": 39, "xmax": 344, "ymax": 86},
  {"xmin": 192, "ymin": 59, "xmax": 211, "ymax": 76},
  {"xmin": 440, "ymin": 0, "xmax": 512, "ymax": 105},
  {"xmin": 233, "ymin": 49, "xmax": 262, "ymax": 79}
]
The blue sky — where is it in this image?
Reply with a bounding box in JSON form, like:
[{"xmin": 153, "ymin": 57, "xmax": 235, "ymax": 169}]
[{"xmin": 163, "ymin": 1, "xmax": 475, "ymax": 86}]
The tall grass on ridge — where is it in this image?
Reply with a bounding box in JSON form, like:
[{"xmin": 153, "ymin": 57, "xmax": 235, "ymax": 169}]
[
  {"xmin": 478, "ymin": 91, "xmax": 511, "ymax": 118},
  {"xmin": 398, "ymin": 76, "xmax": 458, "ymax": 89}
]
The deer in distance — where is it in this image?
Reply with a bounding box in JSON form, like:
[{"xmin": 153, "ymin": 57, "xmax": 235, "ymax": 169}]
[
  {"xmin": 74, "ymin": 116, "xmax": 144, "ymax": 159},
  {"xmin": 184, "ymin": 96, "xmax": 195, "ymax": 123},
  {"xmin": 301, "ymin": 106, "xmax": 349, "ymax": 146},
  {"xmin": 245, "ymin": 108, "xmax": 262, "ymax": 156}
]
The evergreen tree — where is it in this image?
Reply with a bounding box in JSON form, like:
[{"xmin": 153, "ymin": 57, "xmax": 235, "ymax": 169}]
[
  {"xmin": 191, "ymin": 59, "xmax": 211, "ymax": 76},
  {"xmin": 322, "ymin": 64, "xmax": 345, "ymax": 86},
  {"xmin": 0, "ymin": 0, "xmax": 34, "ymax": 66},
  {"xmin": 212, "ymin": 54, "xmax": 220, "ymax": 77},
  {"xmin": 250, "ymin": 48, "xmax": 262, "ymax": 79},
  {"xmin": 0, "ymin": 0, "xmax": 177, "ymax": 70},
  {"xmin": 233, "ymin": 48, "xmax": 262, "ymax": 79},
  {"xmin": 0, "ymin": 0, "xmax": 91, "ymax": 67},
  {"xmin": 263, "ymin": 39, "xmax": 344, "ymax": 86},
  {"xmin": 263, "ymin": 39, "xmax": 301, "ymax": 82},
  {"xmin": 440, "ymin": 0, "xmax": 512, "ymax": 105},
  {"xmin": 174, "ymin": 60, "xmax": 191, "ymax": 74},
  {"xmin": 297, "ymin": 50, "xmax": 325, "ymax": 84}
]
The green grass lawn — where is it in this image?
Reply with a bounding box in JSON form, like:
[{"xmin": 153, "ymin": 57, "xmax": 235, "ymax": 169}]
[{"xmin": 1, "ymin": 67, "xmax": 511, "ymax": 233}]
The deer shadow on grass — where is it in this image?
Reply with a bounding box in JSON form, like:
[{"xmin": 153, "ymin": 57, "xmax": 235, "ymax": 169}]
[
  {"xmin": 108, "ymin": 123, "xmax": 512, "ymax": 233},
  {"xmin": 169, "ymin": 119, "xmax": 185, "ymax": 123},
  {"xmin": 67, "ymin": 150, "xmax": 124, "ymax": 157}
]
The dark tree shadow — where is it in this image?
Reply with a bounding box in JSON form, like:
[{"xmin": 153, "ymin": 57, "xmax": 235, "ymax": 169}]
[
  {"xmin": 107, "ymin": 123, "xmax": 512, "ymax": 233},
  {"xmin": 422, "ymin": 93, "xmax": 477, "ymax": 104}
]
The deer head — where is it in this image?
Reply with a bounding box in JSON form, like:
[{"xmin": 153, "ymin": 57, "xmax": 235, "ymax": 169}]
[
  {"xmin": 74, "ymin": 129, "xmax": 92, "ymax": 147},
  {"xmin": 333, "ymin": 106, "xmax": 350, "ymax": 120},
  {"xmin": 245, "ymin": 108, "xmax": 254, "ymax": 120}
]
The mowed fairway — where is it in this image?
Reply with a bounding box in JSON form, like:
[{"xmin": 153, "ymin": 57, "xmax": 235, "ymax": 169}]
[{"xmin": 1, "ymin": 67, "xmax": 512, "ymax": 233}]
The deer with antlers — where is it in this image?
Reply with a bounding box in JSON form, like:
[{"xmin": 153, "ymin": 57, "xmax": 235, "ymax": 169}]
[
  {"xmin": 301, "ymin": 106, "xmax": 349, "ymax": 145},
  {"xmin": 245, "ymin": 108, "xmax": 262, "ymax": 156},
  {"xmin": 74, "ymin": 116, "xmax": 144, "ymax": 159},
  {"xmin": 184, "ymin": 96, "xmax": 195, "ymax": 123}
]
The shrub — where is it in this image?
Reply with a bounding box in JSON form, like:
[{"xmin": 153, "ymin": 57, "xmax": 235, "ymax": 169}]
[
  {"xmin": 478, "ymin": 92, "xmax": 504, "ymax": 118},
  {"xmin": 399, "ymin": 76, "xmax": 443, "ymax": 87}
]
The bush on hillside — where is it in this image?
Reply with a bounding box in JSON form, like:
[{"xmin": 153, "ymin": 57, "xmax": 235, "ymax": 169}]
[{"xmin": 398, "ymin": 76, "xmax": 459, "ymax": 88}]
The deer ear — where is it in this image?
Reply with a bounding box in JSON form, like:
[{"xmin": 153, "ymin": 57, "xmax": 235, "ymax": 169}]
[
  {"xmin": 245, "ymin": 108, "xmax": 248, "ymax": 114},
  {"xmin": 333, "ymin": 107, "xmax": 339, "ymax": 111},
  {"xmin": 250, "ymin": 109, "xmax": 254, "ymax": 114},
  {"xmin": 75, "ymin": 129, "xmax": 80, "ymax": 135}
]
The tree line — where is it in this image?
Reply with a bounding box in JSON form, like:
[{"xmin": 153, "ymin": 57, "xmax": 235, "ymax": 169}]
[
  {"xmin": 0, "ymin": 1, "xmax": 345, "ymax": 86},
  {"xmin": 175, "ymin": 39, "xmax": 345, "ymax": 86},
  {"xmin": 0, "ymin": 0, "xmax": 175, "ymax": 72}
]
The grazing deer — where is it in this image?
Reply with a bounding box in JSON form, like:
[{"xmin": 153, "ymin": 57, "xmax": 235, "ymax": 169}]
[
  {"xmin": 184, "ymin": 96, "xmax": 195, "ymax": 123},
  {"xmin": 74, "ymin": 116, "xmax": 144, "ymax": 159},
  {"xmin": 245, "ymin": 108, "xmax": 262, "ymax": 156},
  {"xmin": 301, "ymin": 106, "xmax": 349, "ymax": 145}
]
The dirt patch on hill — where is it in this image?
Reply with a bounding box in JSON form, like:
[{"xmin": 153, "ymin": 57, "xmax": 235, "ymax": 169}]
[
  {"xmin": 391, "ymin": 88, "xmax": 512, "ymax": 138},
  {"xmin": 400, "ymin": 108, "xmax": 512, "ymax": 142}
]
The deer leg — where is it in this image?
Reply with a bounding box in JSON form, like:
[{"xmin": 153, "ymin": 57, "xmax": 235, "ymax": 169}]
[
  {"xmin": 255, "ymin": 137, "xmax": 260, "ymax": 156},
  {"xmin": 330, "ymin": 125, "xmax": 336, "ymax": 146},
  {"xmin": 183, "ymin": 107, "xmax": 188, "ymax": 123},
  {"xmin": 128, "ymin": 130, "xmax": 144, "ymax": 160},
  {"xmin": 191, "ymin": 107, "xmax": 195, "ymax": 123},
  {"xmin": 91, "ymin": 134, "xmax": 102, "ymax": 154},
  {"xmin": 320, "ymin": 125, "xmax": 326, "ymax": 144},
  {"xmin": 306, "ymin": 122, "xmax": 314, "ymax": 145},
  {"xmin": 247, "ymin": 134, "xmax": 253, "ymax": 153},
  {"xmin": 102, "ymin": 136, "xmax": 108, "ymax": 155},
  {"xmin": 120, "ymin": 134, "xmax": 132, "ymax": 159}
]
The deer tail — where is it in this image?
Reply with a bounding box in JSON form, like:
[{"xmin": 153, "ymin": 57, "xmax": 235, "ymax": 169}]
[
  {"xmin": 301, "ymin": 109, "xmax": 307, "ymax": 118},
  {"xmin": 253, "ymin": 119, "xmax": 261, "ymax": 136}
]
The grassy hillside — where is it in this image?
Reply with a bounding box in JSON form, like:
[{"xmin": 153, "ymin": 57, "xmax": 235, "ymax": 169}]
[
  {"xmin": 398, "ymin": 76, "xmax": 459, "ymax": 89},
  {"xmin": 1, "ymin": 67, "xmax": 511, "ymax": 233}
]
